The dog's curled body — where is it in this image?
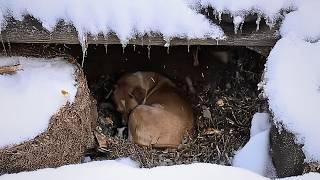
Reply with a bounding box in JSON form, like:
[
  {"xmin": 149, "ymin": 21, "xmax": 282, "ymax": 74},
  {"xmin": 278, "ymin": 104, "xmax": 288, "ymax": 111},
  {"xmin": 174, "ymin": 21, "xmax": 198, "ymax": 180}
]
[{"xmin": 113, "ymin": 72, "xmax": 193, "ymax": 148}]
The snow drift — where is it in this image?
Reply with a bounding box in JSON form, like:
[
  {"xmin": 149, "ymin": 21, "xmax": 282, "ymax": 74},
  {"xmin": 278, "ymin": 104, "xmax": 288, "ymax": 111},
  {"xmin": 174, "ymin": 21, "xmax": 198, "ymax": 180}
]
[
  {"xmin": 0, "ymin": 159, "xmax": 319, "ymax": 180},
  {"xmin": 263, "ymin": 36, "xmax": 320, "ymax": 162},
  {"xmin": 0, "ymin": 57, "xmax": 77, "ymax": 148}
]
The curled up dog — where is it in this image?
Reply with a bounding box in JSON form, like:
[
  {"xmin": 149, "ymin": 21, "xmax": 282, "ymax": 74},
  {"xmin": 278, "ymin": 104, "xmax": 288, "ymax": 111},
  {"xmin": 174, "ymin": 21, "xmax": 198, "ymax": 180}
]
[{"xmin": 113, "ymin": 72, "xmax": 194, "ymax": 148}]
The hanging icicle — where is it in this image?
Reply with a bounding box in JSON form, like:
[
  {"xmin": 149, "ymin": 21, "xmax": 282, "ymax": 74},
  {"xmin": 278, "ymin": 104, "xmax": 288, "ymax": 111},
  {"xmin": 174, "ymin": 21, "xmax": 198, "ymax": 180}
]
[
  {"xmin": 256, "ymin": 15, "xmax": 262, "ymax": 31},
  {"xmin": 79, "ymin": 33, "xmax": 88, "ymax": 68}
]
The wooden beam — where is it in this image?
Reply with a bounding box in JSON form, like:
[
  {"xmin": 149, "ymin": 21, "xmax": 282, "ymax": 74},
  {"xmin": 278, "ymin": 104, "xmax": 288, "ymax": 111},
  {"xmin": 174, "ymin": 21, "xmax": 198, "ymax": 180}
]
[
  {"xmin": 0, "ymin": 17, "xmax": 279, "ymax": 47},
  {"xmin": 246, "ymin": 46, "xmax": 272, "ymax": 57}
]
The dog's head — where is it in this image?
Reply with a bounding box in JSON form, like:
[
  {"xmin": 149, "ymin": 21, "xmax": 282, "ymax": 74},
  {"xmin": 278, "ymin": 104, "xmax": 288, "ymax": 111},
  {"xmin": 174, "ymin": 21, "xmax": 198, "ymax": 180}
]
[{"xmin": 113, "ymin": 73, "xmax": 150, "ymax": 124}]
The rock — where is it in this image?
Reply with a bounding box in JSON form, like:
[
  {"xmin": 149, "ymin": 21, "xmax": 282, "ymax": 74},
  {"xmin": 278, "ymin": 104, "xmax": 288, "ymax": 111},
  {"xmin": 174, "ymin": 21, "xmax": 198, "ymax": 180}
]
[{"xmin": 270, "ymin": 124, "xmax": 305, "ymax": 177}]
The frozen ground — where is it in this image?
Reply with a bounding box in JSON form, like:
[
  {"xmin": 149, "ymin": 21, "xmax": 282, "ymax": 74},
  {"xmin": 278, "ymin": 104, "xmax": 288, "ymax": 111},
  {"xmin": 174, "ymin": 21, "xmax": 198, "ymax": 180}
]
[{"xmin": 0, "ymin": 57, "xmax": 76, "ymax": 148}]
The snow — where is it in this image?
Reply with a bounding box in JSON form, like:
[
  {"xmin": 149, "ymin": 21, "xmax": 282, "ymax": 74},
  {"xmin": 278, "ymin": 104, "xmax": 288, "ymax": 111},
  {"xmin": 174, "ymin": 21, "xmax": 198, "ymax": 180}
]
[
  {"xmin": 232, "ymin": 113, "xmax": 275, "ymax": 178},
  {"xmin": 0, "ymin": 57, "xmax": 77, "ymax": 148},
  {"xmin": 0, "ymin": 0, "xmax": 225, "ymax": 46},
  {"xmin": 0, "ymin": 158, "xmax": 318, "ymax": 180},
  {"xmin": 250, "ymin": 113, "xmax": 270, "ymax": 137},
  {"xmin": 280, "ymin": 0, "xmax": 320, "ymax": 41},
  {"xmin": 192, "ymin": 0, "xmax": 295, "ymax": 28},
  {"xmin": 0, "ymin": 0, "xmax": 319, "ymax": 178},
  {"xmin": 282, "ymin": 173, "xmax": 320, "ymax": 180},
  {"xmin": 0, "ymin": 159, "xmax": 268, "ymax": 180},
  {"xmin": 263, "ymin": 36, "xmax": 320, "ymax": 162}
]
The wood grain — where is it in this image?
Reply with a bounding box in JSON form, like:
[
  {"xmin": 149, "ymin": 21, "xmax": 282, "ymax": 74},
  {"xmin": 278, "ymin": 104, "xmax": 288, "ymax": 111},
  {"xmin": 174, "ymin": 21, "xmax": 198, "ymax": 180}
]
[{"xmin": 0, "ymin": 17, "xmax": 279, "ymax": 47}]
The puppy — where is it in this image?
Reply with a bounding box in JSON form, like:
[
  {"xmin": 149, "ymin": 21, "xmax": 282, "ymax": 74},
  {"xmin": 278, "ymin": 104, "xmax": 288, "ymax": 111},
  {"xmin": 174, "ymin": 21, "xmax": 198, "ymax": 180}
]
[{"xmin": 113, "ymin": 72, "xmax": 193, "ymax": 148}]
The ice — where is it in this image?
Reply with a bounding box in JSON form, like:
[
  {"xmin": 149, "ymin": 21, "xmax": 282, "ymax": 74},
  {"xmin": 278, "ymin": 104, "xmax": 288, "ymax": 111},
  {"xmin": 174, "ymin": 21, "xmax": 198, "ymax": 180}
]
[
  {"xmin": 256, "ymin": 15, "xmax": 262, "ymax": 31},
  {"xmin": 0, "ymin": 57, "xmax": 77, "ymax": 148},
  {"xmin": 193, "ymin": 0, "xmax": 294, "ymax": 23},
  {"xmin": 233, "ymin": 16, "xmax": 244, "ymax": 34},
  {"xmin": 122, "ymin": 45, "xmax": 126, "ymax": 55},
  {"xmin": 79, "ymin": 34, "xmax": 88, "ymax": 67},
  {"xmin": 104, "ymin": 44, "xmax": 108, "ymax": 55},
  {"xmin": 147, "ymin": 45, "xmax": 151, "ymax": 59}
]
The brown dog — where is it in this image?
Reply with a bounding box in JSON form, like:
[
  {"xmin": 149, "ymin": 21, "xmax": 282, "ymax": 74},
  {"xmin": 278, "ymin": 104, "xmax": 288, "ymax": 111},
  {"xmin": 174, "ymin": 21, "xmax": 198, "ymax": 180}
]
[{"xmin": 113, "ymin": 72, "xmax": 193, "ymax": 148}]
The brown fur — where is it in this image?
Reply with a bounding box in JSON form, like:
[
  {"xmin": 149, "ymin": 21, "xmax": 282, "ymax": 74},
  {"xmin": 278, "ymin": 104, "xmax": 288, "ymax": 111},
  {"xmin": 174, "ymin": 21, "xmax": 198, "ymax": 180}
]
[{"xmin": 113, "ymin": 72, "xmax": 193, "ymax": 148}]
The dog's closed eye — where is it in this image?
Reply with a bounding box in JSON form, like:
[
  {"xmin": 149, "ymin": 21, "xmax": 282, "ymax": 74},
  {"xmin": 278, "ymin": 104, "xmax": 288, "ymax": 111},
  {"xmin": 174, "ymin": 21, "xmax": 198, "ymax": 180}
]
[{"xmin": 128, "ymin": 92, "xmax": 134, "ymax": 98}]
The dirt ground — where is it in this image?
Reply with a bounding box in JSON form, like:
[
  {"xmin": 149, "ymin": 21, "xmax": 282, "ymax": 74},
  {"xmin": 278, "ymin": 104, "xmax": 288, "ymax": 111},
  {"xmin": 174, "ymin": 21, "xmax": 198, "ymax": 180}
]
[{"xmin": 79, "ymin": 44, "xmax": 267, "ymax": 167}]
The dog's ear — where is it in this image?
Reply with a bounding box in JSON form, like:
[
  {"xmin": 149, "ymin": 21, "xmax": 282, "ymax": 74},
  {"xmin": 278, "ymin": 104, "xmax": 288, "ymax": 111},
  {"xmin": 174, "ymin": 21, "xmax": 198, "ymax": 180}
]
[{"xmin": 131, "ymin": 87, "xmax": 147, "ymax": 104}]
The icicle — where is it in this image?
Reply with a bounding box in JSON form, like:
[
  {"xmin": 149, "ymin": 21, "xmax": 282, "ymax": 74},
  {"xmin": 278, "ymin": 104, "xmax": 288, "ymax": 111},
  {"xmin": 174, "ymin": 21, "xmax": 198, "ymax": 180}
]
[
  {"xmin": 216, "ymin": 39, "xmax": 219, "ymax": 46},
  {"xmin": 187, "ymin": 40, "xmax": 190, "ymax": 53},
  {"xmin": 133, "ymin": 44, "xmax": 136, "ymax": 52},
  {"xmin": 218, "ymin": 11, "xmax": 222, "ymax": 24},
  {"xmin": 147, "ymin": 45, "xmax": 151, "ymax": 59},
  {"xmin": 164, "ymin": 39, "xmax": 170, "ymax": 54},
  {"xmin": 240, "ymin": 21, "xmax": 244, "ymax": 33},
  {"xmin": 265, "ymin": 18, "xmax": 275, "ymax": 29},
  {"xmin": 256, "ymin": 15, "xmax": 261, "ymax": 31},
  {"xmin": 79, "ymin": 34, "xmax": 88, "ymax": 68},
  {"xmin": 104, "ymin": 44, "xmax": 108, "ymax": 55},
  {"xmin": 104, "ymin": 35, "xmax": 109, "ymax": 55},
  {"xmin": 122, "ymin": 44, "xmax": 126, "ymax": 54},
  {"xmin": 141, "ymin": 36, "xmax": 144, "ymax": 46},
  {"xmin": 147, "ymin": 38, "xmax": 151, "ymax": 59},
  {"xmin": 0, "ymin": 33, "xmax": 7, "ymax": 56},
  {"xmin": 233, "ymin": 16, "xmax": 244, "ymax": 34}
]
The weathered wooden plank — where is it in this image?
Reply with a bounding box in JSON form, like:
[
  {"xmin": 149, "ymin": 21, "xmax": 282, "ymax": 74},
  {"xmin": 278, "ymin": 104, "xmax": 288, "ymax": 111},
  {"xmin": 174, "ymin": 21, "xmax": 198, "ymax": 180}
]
[
  {"xmin": 0, "ymin": 17, "xmax": 279, "ymax": 47},
  {"xmin": 246, "ymin": 46, "xmax": 272, "ymax": 57}
]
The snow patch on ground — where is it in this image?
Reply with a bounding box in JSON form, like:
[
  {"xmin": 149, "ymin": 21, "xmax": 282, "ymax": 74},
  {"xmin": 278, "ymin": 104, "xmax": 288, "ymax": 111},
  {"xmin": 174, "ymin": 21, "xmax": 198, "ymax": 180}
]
[
  {"xmin": 0, "ymin": 160, "xmax": 268, "ymax": 180},
  {"xmin": 0, "ymin": 0, "xmax": 225, "ymax": 46},
  {"xmin": 233, "ymin": 113, "xmax": 276, "ymax": 178},
  {"xmin": 263, "ymin": 36, "xmax": 320, "ymax": 162},
  {"xmin": 0, "ymin": 57, "xmax": 77, "ymax": 148},
  {"xmin": 0, "ymin": 159, "xmax": 318, "ymax": 180},
  {"xmin": 115, "ymin": 157, "xmax": 140, "ymax": 168}
]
